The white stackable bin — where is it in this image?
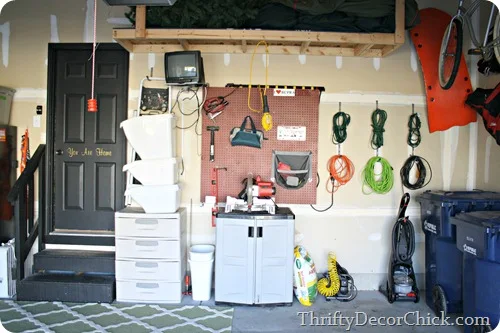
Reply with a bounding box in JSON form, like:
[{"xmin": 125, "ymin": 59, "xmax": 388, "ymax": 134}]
[
  {"xmin": 0, "ymin": 87, "xmax": 15, "ymax": 125},
  {"xmin": 124, "ymin": 184, "xmax": 181, "ymax": 213},
  {"xmin": 189, "ymin": 245, "xmax": 215, "ymax": 301},
  {"xmin": 123, "ymin": 157, "xmax": 181, "ymax": 185},
  {"xmin": 120, "ymin": 113, "xmax": 176, "ymax": 159}
]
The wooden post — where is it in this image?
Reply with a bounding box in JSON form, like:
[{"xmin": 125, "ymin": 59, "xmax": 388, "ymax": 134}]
[
  {"xmin": 299, "ymin": 41, "xmax": 311, "ymax": 54},
  {"xmin": 395, "ymin": 0, "xmax": 405, "ymax": 44},
  {"xmin": 135, "ymin": 5, "xmax": 146, "ymax": 38},
  {"xmin": 38, "ymin": 156, "xmax": 46, "ymax": 252},
  {"xmin": 178, "ymin": 39, "xmax": 190, "ymax": 51}
]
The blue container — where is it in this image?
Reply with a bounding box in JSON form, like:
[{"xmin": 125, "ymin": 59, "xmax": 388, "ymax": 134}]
[
  {"xmin": 453, "ymin": 211, "xmax": 500, "ymax": 333},
  {"xmin": 452, "ymin": 211, "xmax": 500, "ymax": 263},
  {"xmin": 417, "ymin": 190, "xmax": 500, "ymax": 315}
]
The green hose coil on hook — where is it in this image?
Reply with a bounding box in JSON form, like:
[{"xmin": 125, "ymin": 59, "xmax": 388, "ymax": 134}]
[{"xmin": 362, "ymin": 105, "xmax": 394, "ymax": 194}]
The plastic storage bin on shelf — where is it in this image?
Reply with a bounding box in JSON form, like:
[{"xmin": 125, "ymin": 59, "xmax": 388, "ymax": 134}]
[
  {"xmin": 125, "ymin": 184, "xmax": 180, "ymax": 213},
  {"xmin": 123, "ymin": 157, "xmax": 181, "ymax": 185},
  {"xmin": 0, "ymin": 87, "xmax": 15, "ymax": 125},
  {"xmin": 416, "ymin": 190, "xmax": 500, "ymax": 316},
  {"xmin": 452, "ymin": 211, "xmax": 500, "ymax": 333},
  {"xmin": 120, "ymin": 113, "xmax": 176, "ymax": 159}
]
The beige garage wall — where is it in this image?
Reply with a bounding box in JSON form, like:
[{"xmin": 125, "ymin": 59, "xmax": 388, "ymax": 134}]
[{"xmin": 1, "ymin": 0, "xmax": 498, "ymax": 289}]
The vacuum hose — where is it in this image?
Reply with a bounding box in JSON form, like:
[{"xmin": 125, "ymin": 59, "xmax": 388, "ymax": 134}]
[
  {"xmin": 392, "ymin": 217, "xmax": 416, "ymax": 262},
  {"xmin": 317, "ymin": 252, "xmax": 341, "ymax": 297}
]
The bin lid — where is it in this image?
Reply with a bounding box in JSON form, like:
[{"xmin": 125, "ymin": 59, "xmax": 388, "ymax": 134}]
[
  {"xmin": 417, "ymin": 190, "xmax": 500, "ymax": 206},
  {"xmin": 451, "ymin": 211, "xmax": 500, "ymax": 233}
]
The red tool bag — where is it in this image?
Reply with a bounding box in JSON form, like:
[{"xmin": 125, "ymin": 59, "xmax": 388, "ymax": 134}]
[{"xmin": 466, "ymin": 82, "xmax": 500, "ymax": 145}]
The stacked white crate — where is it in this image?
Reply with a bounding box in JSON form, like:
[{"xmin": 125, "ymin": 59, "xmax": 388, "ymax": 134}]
[
  {"xmin": 117, "ymin": 113, "xmax": 185, "ymax": 303},
  {"xmin": 120, "ymin": 113, "xmax": 181, "ymax": 213},
  {"xmin": 115, "ymin": 207, "xmax": 187, "ymax": 303}
]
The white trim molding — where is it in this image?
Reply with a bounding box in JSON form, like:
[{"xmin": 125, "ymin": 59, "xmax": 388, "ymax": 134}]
[{"xmin": 320, "ymin": 91, "xmax": 426, "ymax": 107}]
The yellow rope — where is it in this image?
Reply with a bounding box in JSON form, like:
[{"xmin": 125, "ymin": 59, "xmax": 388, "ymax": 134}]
[{"xmin": 248, "ymin": 40, "xmax": 269, "ymax": 113}]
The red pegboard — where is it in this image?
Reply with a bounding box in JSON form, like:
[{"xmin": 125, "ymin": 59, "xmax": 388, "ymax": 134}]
[{"xmin": 200, "ymin": 87, "xmax": 320, "ymax": 204}]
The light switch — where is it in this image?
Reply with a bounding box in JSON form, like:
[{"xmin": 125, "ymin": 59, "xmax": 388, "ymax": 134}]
[{"xmin": 33, "ymin": 115, "xmax": 41, "ymax": 128}]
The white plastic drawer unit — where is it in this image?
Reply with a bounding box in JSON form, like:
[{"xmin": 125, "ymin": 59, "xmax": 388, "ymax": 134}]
[
  {"xmin": 115, "ymin": 259, "xmax": 181, "ymax": 281},
  {"xmin": 116, "ymin": 280, "xmax": 182, "ymax": 303},
  {"xmin": 115, "ymin": 238, "xmax": 180, "ymax": 259},
  {"xmin": 115, "ymin": 216, "xmax": 180, "ymax": 238}
]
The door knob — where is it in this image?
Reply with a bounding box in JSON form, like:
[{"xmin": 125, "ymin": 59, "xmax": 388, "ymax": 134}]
[{"xmin": 55, "ymin": 149, "xmax": 63, "ymax": 155}]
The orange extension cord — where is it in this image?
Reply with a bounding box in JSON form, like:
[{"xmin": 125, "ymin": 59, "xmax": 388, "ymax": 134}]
[{"xmin": 326, "ymin": 154, "xmax": 355, "ymax": 193}]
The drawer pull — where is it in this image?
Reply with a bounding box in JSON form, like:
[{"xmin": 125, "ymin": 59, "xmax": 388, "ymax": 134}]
[
  {"xmin": 136, "ymin": 282, "xmax": 159, "ymax": 289},
  {"xmin": 135, "ymin": 219, "xmax": 159, "ymax": 228},
  {"xmin": 135, "ymin": 262, "xmax": 158, "ymax": 268},
  {"xmin": 135, "ymin": 240, "xmax": 159, "ymax": 247}
]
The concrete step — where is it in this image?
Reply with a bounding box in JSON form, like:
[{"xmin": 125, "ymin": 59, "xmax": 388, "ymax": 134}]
[
  {"xmin": 17, "ymin": 273, "xmax": 115, "ymax": 303},
  {"xmin": 34, "ymin": 249, "xmax": 115, "ymax": 274}
]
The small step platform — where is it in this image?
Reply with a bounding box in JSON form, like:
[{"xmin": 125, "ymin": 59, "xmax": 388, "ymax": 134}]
[
  {"xmin": 17, "ymin": 273, "xmax": 115, "ymax": 303},
  {"xmin": 34, "ymin": 249, "xmax": 115, "ymax": 274}
]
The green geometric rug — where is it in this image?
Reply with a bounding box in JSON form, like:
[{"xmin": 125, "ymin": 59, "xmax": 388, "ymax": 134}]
[{"xmin": 0, "ymin": 301, "xmax": 233, "ymax": 333}]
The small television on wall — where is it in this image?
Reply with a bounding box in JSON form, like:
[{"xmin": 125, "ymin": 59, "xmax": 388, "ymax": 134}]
[{"xmin": 164, "ymin": 51, "xmax": 205, "ymax": 85}]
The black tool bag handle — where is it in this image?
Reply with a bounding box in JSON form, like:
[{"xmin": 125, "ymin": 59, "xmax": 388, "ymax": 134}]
[{"xmin": 241, "ymin": 116, "xmax": 257, "ymax": 133}]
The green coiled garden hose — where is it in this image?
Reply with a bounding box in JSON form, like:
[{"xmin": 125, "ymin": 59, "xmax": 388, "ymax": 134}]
[
  {"xmin": 332, "ymin": 111, "xmax": 351, "ymax": 145},
  {"xmin": 362, "ymin": 156, "xmax": 394, "ymax": 194},
  {"xmin": 370, "ymin": 108, "xmax": 387, "ymax": 150},
  {"xmin": 407, "ymin": 113, "xmax": 421, "ymax": 148}
]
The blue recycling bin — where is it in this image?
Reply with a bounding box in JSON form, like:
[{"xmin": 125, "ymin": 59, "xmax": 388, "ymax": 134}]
[
  {"xmin": 417, "ymin": 190, "xmax": 500, "ymax": 315},
  {"xmin": 452, "ymin": 211, "xmax": 500, "ymax": 333}
]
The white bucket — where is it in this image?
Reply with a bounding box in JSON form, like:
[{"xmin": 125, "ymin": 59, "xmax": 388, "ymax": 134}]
[
  {"xmin": 120, "ymin": 113, "xmax": 176, "ymax": 159},
  {"xmin": 0, "ymin": 87, "xmax": 15, "ymax": 125},
  {"xmin": 123, "ymin": 157, "xmax": 181, "ymax": 185},
  {"xmin": 189, "ymin": 258, "xmax": 214, "ymax": 301},
  {"xmin": 190, "ymin": 245, "xmax": 215, "ymax": 261}
]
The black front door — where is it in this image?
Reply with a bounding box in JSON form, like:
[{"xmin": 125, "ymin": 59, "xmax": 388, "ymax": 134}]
[{"xmin": 47, "ymin": 44, "xmax": 128, "ymax": 234}]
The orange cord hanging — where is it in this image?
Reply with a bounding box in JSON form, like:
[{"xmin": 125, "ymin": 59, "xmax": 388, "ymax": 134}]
[
  {"xmin": 87, "ymin": 0, "xmax": 98, "ymax": 112},
  {"xmin": 326, "ymin": 154, "xmax": 355, "ymax": 193},
  {"xmin": 20, "ymin": 129, "xmax": 29, "ymax": 173}
]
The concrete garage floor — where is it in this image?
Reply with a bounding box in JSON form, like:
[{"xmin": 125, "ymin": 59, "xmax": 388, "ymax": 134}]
[{"xmin": 191, "ymin": 291, "xmax": 464, "ymax": 333}]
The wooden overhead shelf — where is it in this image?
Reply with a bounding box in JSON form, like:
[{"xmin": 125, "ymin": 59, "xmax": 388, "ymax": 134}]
[{"xmin": 113, "ymin": 0, "xmax": 405, "ymax": 57}]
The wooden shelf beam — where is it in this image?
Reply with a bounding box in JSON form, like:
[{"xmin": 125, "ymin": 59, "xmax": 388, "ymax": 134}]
[{"xmin": 114, "ymin": 1, "xmax": 405, "ymax": 57}]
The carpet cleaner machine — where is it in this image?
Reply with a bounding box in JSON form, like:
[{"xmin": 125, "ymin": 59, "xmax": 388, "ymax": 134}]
[{"xmin": 386, "ymin": 193, "xmax": 420, "ymax": 303}]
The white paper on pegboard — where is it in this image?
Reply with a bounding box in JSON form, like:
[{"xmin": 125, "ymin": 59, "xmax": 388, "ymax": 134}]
[{"xmin": 277, "ymin": 126, "xmax": 306, "ymax": 141}]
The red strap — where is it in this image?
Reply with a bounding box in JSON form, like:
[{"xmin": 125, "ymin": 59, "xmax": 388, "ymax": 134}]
[
  {"xmin": 485, "ymin": 82, "xmax": 500, "ymax": 104},
  {"xmin": 293, "ymin": 0, "xmax": 297, "ymax": 11}
]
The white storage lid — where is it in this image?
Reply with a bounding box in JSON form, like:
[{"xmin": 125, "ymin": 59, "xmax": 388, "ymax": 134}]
[{"xmin": 115, "ymin": 206, "xmax": 184, "ymax": 218}]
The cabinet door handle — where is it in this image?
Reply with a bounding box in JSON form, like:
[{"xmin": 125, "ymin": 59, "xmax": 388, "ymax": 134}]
[
  {"xmin": 248, "ymin": 226, "xmax": 254, "ymax": 238},
  {"xmin": 257, "ymin": 227, "xmax": 263, "ymax": 238}
]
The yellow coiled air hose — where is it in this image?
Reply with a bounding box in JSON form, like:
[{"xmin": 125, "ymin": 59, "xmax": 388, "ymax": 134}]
[{"xmin": 317, "ymin": 252, "xmax": 341, "ymax": 297}]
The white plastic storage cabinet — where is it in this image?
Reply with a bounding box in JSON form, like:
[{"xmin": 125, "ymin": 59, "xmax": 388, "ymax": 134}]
[
  {"xmin": 215, "ymin": 208, "xmax": 295, "ymax": 305},
  {"xmin": 115, "ymin": 207, "xmax": 187, "ymax": 303}
]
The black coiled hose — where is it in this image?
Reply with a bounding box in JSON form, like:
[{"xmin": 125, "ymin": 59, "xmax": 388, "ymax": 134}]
[
  {"xmin": 392, "ymin": 217, "xmax": 415, "ymax": 263},
  {"xmin": 400, "ymin": 155, "xmax": 432, "ymax": 190}
]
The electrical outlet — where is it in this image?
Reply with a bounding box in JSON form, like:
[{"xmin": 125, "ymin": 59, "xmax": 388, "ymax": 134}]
[
  {"xmin": 36, "ymin": 105, "xmax": 43, "ymax": 115},
  {"xmin": 33, "ymin": 115, "xmax": 41, "ymax": 128}
]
